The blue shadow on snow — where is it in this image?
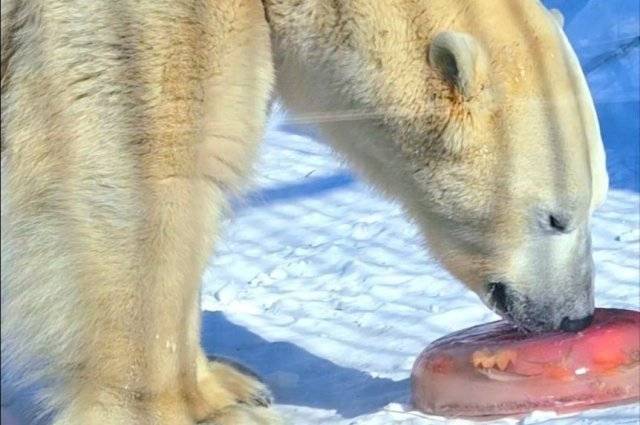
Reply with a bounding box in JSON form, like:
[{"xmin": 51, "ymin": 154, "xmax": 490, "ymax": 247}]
[
  {"xmin": 2, "ymin": 312, "xmax": 410, "ymax": 422},
  {"xmin": 201, "ymin": 311, "xmax": 409, "ymax": 418},
  {"xmin": 234, "ymin": 171, "xmax": 356, "ymax": 210}
]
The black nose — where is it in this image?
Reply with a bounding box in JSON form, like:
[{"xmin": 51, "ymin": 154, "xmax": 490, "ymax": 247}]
[
  {"xmin": 560, "ymin": 314, "xmax": 594, "ymax": 332},
  {"xmin": 487, "ymin": 282, "xmax": 509, "ymax": 314}
]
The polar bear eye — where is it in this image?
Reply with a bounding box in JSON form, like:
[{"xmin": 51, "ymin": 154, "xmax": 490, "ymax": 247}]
[{"xmin": 548, "ymin": 214, "xmax": 568, "ymax": 232}]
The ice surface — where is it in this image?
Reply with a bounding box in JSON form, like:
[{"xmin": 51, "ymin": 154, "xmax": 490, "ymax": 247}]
[{"xmin": 411, "ymin": 309, "xmax": 639, "ymax": 418}]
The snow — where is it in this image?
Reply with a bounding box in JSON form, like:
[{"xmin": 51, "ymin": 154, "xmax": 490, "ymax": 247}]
[{"xmin": 201, "ymin": 122, "xmax": 639, "ymax": 424}]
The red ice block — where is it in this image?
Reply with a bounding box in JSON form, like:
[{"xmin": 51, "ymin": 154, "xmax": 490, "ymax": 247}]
[{"xmin": 411, "ymin": 308, "xmax": 640, "ymax": 419}]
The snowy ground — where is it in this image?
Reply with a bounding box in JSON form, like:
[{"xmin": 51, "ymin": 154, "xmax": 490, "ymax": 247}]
[{"xmin": 198, "ymin": 118, "xmax": 640, "ymax": 425}]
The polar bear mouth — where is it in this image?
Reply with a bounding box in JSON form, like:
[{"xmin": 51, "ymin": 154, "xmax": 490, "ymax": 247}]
[
  {"xmin": 484, "ymin": 281, "xmax": 594, "ymax": 333},
  {"xmin": 487, "ymin": 282, "xmax": 510, "ymax": 316},
  {"xmin": 485, "ymin": 282, "xmax": 552, "ymax": 333}
]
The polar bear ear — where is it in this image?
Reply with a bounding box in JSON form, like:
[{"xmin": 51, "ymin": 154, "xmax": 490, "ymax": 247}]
[
  {"xmin": 428, "ymin": 31, "xmax": 487, "ymax": 98},
  {"xmin": 550, "ymin": 9, "xmax": 565, "ymax": 27}
]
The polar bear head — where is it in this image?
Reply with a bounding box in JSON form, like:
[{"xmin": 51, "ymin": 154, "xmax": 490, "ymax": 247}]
[{"xmin": 266, "ymin": 0, "xmax": 608, "ymax": 331}]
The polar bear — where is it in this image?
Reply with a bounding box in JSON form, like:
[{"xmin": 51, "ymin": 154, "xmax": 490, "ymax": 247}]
[{"xmin": 1, "ymin": 0, "xmax": 607, "ymax": 424}]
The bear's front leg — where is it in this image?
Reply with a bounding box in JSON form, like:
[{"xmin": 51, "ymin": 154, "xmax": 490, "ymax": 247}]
[
  {"xmin": 47, "ymin": 178, "xmax": 279, "ymax": 425},
  {"xmin": 1, "ymin": 0, "xmax": 277, "ymax": 422}
]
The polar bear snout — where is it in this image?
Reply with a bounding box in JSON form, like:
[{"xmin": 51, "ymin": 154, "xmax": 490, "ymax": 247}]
[
  {"xmin": 484, "ymin": 270, "xmax": 595, "ymax": 333},
  {"xmin": 481, "ymin": 220, "xmax": 597, "ymax": 333}
]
